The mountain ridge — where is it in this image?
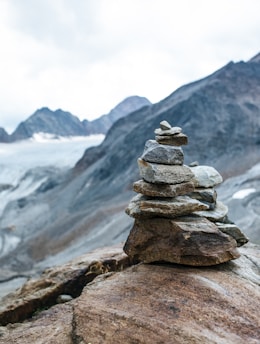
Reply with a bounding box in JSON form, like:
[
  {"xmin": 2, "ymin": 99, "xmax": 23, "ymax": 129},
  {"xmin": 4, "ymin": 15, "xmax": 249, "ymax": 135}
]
[{"xmin": 0, "ymin": 96, "xmax": 151, "ymax": 142}]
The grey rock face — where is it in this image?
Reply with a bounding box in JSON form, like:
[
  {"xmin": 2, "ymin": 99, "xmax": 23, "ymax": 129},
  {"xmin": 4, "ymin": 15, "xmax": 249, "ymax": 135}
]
[
  {"xmin": 124, "ymin": 216, "xmax": 240, "ymax": 266},
  {"xmin": 138, "ymin": 159, "xmax": 194, "ymax": 184},
  {"xmin": 133, "ymin": 180, "xmax": 194, "ymax": 198},
  {"xmin": 190, "ymin": 165, "xmax": 223, "ymax": 187},
  {"xmin": 141, "ymin": 140, "xmax": 184, "ymax": 165}
]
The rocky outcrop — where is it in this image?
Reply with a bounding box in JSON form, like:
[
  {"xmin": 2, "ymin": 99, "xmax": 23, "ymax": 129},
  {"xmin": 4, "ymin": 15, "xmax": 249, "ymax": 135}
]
[
  {"xmin": 0, "ymin": 243, "xmax": 259, "ymax": 343},
  {"xmin": 124, "ymin": 121, "xmax": 247, "ymax": 266}
]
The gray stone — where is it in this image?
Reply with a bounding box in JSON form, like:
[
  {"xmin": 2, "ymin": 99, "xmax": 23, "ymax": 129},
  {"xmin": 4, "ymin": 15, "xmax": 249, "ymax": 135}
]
[
  {"xmin": 125, "ymin": 194, "xmax": 209, "ymax": 219},
  {"xmin": 141, "ymin": 140, "xmax": 184, "ymax": 165},
  {"xmin": 159, "ymin": 120, "xmax": 171, "ymax": 130},
  {"xmin": 188, "ymin": 187, "xmax": 217, "ymax": 208},
  {"xmin": 138, "ymin": 159, "xmax": 194, "ymax": 184},
  {"xmin": 190, "ymin": 165, "xmax": 223, "ymax": 187},
  {"xmin": 216, "ymin": 223, "xmax": 249, "ymax": 247},
  {"xmin": 123, "ymin": 216, "xmax": 240, "ymax": 266},
  {"xmin": 154, "ymin": 126, "xmax": 182, "ymax": 136},
  {"xmin": 56, "ymin": 294, "xmax": 73, "ymax": 303},
  {"xmin": 194, "ymin": 201, "xmax": 228, "ymax": 222},
  {"xmin": 133, "ymin": 179, "xmax": 194, "ymax": 198},
  {"xmin": 156, "ymin": 133, "xmax": 188, "ymax": 146}
]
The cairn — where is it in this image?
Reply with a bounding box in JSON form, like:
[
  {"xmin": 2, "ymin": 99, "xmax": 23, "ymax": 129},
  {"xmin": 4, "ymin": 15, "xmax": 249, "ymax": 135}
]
[{"xmin": 123, "ymin": 120, "xmax": 248, "ymax": 266}]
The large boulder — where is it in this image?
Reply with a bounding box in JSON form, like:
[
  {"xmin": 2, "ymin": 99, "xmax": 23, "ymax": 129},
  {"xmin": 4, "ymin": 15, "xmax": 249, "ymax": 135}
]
[
  {"xmin": 0, "ymin": 244, "xmax": 259, "ymax": 344},
  {"xmin": 124, "ymin": 216, "xmax": 240, "ymax": 266}
]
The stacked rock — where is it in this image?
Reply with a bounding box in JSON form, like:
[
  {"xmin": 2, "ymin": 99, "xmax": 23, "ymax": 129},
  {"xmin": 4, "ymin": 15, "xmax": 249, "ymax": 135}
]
[{"xmin": 123, "ymin": 120, "xmax": 248, "ymax": 266}]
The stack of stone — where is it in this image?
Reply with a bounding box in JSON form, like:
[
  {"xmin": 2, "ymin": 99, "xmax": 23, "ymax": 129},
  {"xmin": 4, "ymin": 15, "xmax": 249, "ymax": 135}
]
[{"xmin": 123, "ymin": 120, "xmax": 248, "ymax": 266}]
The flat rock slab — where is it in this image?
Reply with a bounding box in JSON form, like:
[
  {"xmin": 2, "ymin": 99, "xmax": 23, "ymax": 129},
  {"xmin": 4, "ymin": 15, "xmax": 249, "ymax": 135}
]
[
  {"xmin": 0, "ymin": 244, "xmax": 259, "ymax": 344},
  {"xmin": 133, "ymin": 179, "xmax": 194, "ymax": 197},
  {"xmin": 141, "ymin": 140, "xmax": 184, "ymax": 165},
  {"xmin": 156, "ymin": 133, "xmax": 188, "ymax": 146},
  {"xmin": 217, "ymin": 223, "xmax": 249, "ymax": 247},
  {"xmin": 194, "ymin": 201, "xmax": 228, "ymax": 222},
  {"xmin": 124, "ymin": 216, "xmax": 240, "ymax": 266},
  {"xmin": 190, "ymin": 165, "xmax": 223, "ymax": 187},
  {"xmin": 154, "ymin": 126, "xmax": 182, "ymax": 136},
  {"xmin": 126, "ymin": 194, "xmax": 209, "ymax": 218},
  {"xmin": 138, "ymin": 158, "xmax": 194, "ymax": 184}
]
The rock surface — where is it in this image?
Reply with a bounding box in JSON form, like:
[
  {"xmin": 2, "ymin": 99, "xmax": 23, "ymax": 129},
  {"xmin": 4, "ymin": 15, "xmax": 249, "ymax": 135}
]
[
  {"xmin": 133, "ymin": 179, "xmax": 194, "ymax": 198},
  {"xmin": 124, "ymin": 216, "xmax": 240, "ymax": 265},
  {"xmin": 194, "ymin": 201, "xmax": 228, "ymax": 222},
  {"xmin": 156, "ymin": 132, "xmax": 188, "ymax": 146},
  {"xmin": 0, "ymin": 244, "xmax": 259, "ymax": 344},
  {"xmin": 191, "ymin": 165, "xmax": 223, "ymax": 187},
  {"xmin": 141, "ymin": 140, "xmax": 184, "ymax": 165},
  {"xmin": 138, "ymin": 159, "xmax": 194, "ymax": 184},
  {"xmin": 126, "ymin": 195, "xmax": 209, "ymax": 219}
]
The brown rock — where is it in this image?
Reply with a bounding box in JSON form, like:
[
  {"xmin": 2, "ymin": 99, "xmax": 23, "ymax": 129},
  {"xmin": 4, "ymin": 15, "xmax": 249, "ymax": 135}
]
[
  {"xmin": 133, "ymin": 179, "xmax": 194, "ymax": 197},
  {"xmin": 138, "ymin": 158, "xmax": 194, "ymax": 184},
  {"xmin": 0, "ymin": 244, "xmax": 259, "ymax": 344},
  {"xmin": 156, "ymin": 133, "xmax": 188, "ymax": 146},
  {"xmin": 0, "ymin": 245, "xmax": 132, "ymax": 326},
  {"xmin": 123, "ymin": 216, "xmax": 240, "ymax": 265},
  {"xmin": 126, "ymin": 194, "xmax": 209, "ymax": 218}
]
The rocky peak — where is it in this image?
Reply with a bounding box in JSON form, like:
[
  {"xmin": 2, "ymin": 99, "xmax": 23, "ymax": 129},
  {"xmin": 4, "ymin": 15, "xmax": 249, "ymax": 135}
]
[
  {"xmin": 249, "ymin": 52, "xmax": 260, "ymax": 63},
  {"xmin": 0, "ymin": 127, "xmax": 9, "ymax": 143}
]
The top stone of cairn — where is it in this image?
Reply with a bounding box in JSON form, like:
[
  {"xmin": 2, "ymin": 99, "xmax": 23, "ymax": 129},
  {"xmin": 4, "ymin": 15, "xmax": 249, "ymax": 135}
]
[{"xmin": 155, "ymin": 120, "xmax": 188, "ymax": 146}]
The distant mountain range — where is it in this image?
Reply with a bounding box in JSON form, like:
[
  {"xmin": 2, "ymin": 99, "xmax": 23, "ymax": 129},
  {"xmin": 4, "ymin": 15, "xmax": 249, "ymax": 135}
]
[
  {"xmin": 0, "ymin": 52, "xmax": 259, "ymax": 288},
  {"xmin": 0, "ymin": 96, "xmax": 151, "ymax": 142}
]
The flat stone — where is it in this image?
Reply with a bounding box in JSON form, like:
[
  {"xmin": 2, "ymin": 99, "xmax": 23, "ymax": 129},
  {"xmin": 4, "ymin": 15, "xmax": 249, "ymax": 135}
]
[
  {"xmin": 159, "ymin": 120, "xmax": 171, "ymax": 130},
  {"xmin": 188, "ymin": 187, "xmax": 217, "ymax": 208},
  {"xmin": 194, "ymin": 201, "xmax": 228, "ymax": 222},
  {"xmin": 154, "ymin": 127, "xmax": 182, "ymax": 136},
  {"xmin": 190, "ymin": 165, "xmax": 223, "ymax": 187},
  {"xmin": 123, "ymin": 216, "xmax": 240, "ymax": 266},
  {"xmin": 138, "ymin": 158, "xmax": 194, "ymax": 184},
  {"xmin": 156, "ymin": 133, "xmax": 188, "ymax": 146},
  {"xmin": 125, "ymin": 194, "xmax": 209, "ymax": 219},
  {"xmin": 216, "ymin": 223, "xmax": 249, "ymax": 247},
  {"xmin": 133, "ymin": 179, "xmax": 194, "ymax": 197},
  {"xmin": 141, "ymin": 140, "xmax": 184, "ymax": 165}
]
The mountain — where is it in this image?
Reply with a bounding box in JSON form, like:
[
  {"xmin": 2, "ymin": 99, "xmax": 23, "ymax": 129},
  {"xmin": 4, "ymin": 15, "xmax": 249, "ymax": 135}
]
[
  {"xmin": 82, "ymin": 96, "xmax": 151, "ymax": 135},
  {"xmin": 0, "ymin": 127, "xmax": 9, "ymax": 143},
  {"xmin": 1, "ymin": 96, "xmax": 151, "ymax": 142},
  {"xmin": 10, "ymin": 108, "xmax": 86, "ymax": 141},
  {"xmin": 0, "ymin": 53, "xmax": 259, "ymax": 293}
]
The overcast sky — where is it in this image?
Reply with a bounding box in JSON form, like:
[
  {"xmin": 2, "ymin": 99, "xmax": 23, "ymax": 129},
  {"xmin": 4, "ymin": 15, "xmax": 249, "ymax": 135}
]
[{"xmin": 0, "ymin": 0, "xmax": 259, "ymax": 133}]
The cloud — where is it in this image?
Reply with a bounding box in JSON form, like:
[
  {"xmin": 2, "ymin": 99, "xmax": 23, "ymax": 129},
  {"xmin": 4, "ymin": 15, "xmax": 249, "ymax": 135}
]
[{"xmin": 0, "ymin": 0, "xmax": 259, "ymax": 133}]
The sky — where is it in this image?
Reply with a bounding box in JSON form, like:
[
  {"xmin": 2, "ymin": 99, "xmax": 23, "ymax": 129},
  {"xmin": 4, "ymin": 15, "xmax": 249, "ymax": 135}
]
[{"xmin": 0, "ymin": 0, "xmax": 259, "ymax": 133}]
